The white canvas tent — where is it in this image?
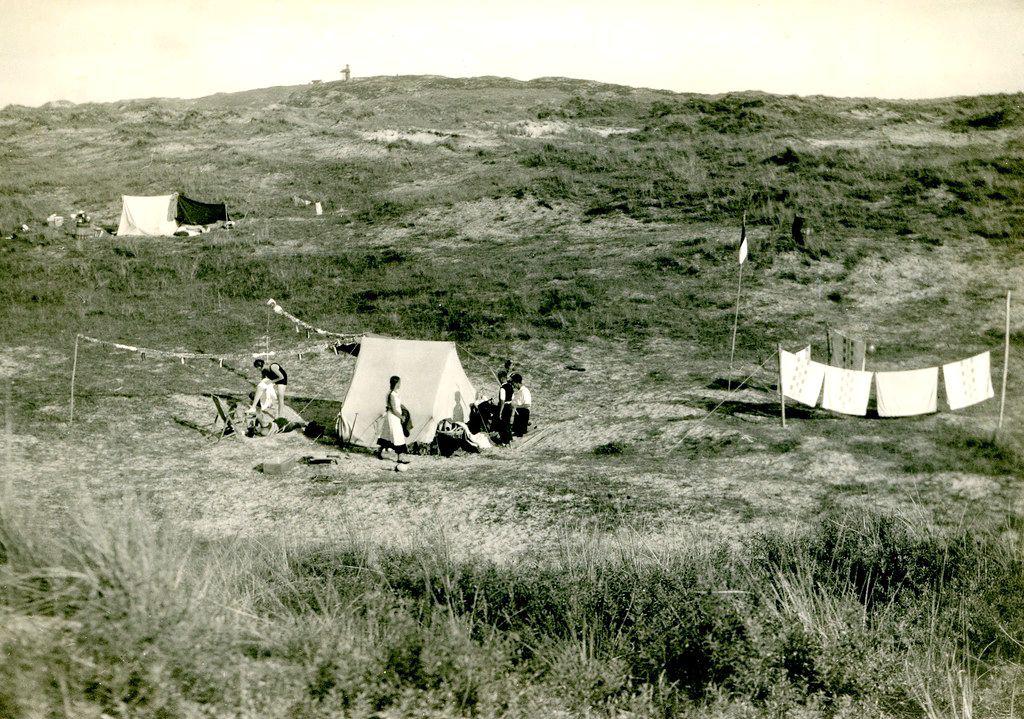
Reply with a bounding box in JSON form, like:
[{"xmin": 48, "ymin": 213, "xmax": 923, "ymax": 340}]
[
  {"xmin": 116, "ymin": 194, "xmax": 178, "ymax": 236},
  {"xmin": 339, "ymin": 335, "xmax": 476, "ymax": 448}
]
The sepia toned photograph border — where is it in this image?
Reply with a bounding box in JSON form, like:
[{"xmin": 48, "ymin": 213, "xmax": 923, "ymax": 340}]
[{"xmin": 1, "ymin": 1, "xmax": 1022, "ymax": 717}]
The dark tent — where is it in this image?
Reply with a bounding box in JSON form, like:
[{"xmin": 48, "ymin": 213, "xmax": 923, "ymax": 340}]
[{"xmin": 176, "ymin": 195, "xmax": 229, "ymax": 225}]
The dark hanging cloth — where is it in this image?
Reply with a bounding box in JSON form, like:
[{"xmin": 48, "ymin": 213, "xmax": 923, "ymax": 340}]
[{"xmin": 176, "ymin": 194, "xmax": 229, "ymax": 225}]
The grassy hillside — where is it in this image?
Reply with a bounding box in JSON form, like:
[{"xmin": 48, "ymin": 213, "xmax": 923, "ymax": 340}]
[
  {"xmin": 1, "ymin": 76, "xmax": 1023, "ymax": 717},
  {"xmin": 1, "ymin": 76, "xmax": 1022, "ymax": 353}
]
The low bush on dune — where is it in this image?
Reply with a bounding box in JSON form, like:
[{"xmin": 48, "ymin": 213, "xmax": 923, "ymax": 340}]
[{"xmin": 2, "ymin": 492, "xmax": 1022, "ymax": 718}]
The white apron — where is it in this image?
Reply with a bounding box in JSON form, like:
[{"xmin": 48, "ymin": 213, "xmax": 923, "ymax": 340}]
[{"xmin": 379, "ymin": 390, "xmax": 405, "ymax": 445}]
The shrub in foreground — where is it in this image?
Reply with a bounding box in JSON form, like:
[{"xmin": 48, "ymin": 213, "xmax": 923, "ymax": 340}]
[{"xmin": 1, "ymin": 495, "xmax": 1022, "ymax": 718}]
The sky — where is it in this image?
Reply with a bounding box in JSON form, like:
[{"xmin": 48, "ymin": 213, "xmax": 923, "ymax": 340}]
[{"xmin": 2, "ymin": 0, "xmax": 1023, "ymax": 107}]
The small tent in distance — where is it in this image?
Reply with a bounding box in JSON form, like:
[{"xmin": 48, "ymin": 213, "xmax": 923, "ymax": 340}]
[
  {"xmin": 339, "ymin": 335, "xmax": 476, "ymax": 448},
  {"xmin": 116, "ymin": 194, "xmax": 178, "ymax": 236},
  {"xmin": 116, "ymin": 193, "xmax": 230, "ymax": 236}
]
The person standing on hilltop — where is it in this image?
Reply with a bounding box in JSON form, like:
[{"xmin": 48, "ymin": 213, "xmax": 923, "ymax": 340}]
[{"xmin": 254, "ymin": 358, "xmax": 288, "ymax": 417}]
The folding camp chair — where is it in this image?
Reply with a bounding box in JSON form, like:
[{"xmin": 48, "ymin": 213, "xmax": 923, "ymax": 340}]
[{"xmin": 211, "ymin": 395, "xmax": 246, "ymax": 441}]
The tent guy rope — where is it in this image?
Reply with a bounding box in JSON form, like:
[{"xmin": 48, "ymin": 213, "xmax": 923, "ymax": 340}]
[{"xmin": 668, "ymin": 352, "xmax": 777, "ymax": 452}]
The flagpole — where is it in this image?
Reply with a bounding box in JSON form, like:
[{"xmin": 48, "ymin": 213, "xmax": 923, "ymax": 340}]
[
  {"xmin": 728, "ymin": 212, "xmax": 747, "ymax": 391},
  {"xmin": 997, "ymin": 290, "xmax": 1011, "ymax": 438}
]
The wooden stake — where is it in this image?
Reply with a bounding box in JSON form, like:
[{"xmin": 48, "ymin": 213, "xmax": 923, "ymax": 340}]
[
  {"xmin": 778, "ymin": 343, "xmax": 787, "ymax": 429},
  {"xmin": 69, "ymin": 334, "xmax": 80, "ymax": 425},
  {"xmin": 728, "ymin": 254, "xmax": 745, "ymax": 391},
  {"xmin": 5, "ymin": 381, "xmax": 12, "ymax": 471},
  {"xmin": 997, "ymin": 290, "xmax": 1011, "ymax": 436}
]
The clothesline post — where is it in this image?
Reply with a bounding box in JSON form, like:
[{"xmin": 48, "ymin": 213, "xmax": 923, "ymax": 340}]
[
  {"xmin": 69, "ymin": 334, "xmax": 80, "ymax": 425},
  {"xmin": 778, "ymin": 343, "xmax": 787, "ymax": 429},
  {"xmin": 265, "ymin": 306, "xmax": 271, "ymax": 358},
  {"xmin": 997, "ymin": 290, "xmax": 1011, "ymax": 437}
]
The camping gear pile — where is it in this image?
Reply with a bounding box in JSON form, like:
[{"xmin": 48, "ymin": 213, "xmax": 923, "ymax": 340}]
[{"xmin": 434, "ymin": 418, "xmax": 492, "ymax": 457}]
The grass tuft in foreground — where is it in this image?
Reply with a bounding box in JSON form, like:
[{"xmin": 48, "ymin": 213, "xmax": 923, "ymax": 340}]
[{"xmin": 1, "ymin": 488, "xmax": 1022, "ymax": 718}]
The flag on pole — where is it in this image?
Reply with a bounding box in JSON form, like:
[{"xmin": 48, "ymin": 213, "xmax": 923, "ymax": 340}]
[{"xmin": 738, "ymin": 214, "xmax": 748, "ymax": 265}]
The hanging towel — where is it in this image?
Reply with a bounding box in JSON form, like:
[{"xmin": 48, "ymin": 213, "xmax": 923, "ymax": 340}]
[
  {"xmin": 780, "ymin": 347, "xmax": 825, "ymax": 407},
  {"xmin": 827, "ymin": 329, "xmax": 866, "ymax": 370},
  {"xmin": 821, "ymin": 366, "xmax": 873, "ymax": 416},
  {"xmin": 942, "ymin": 351, "xmax": 994, "ymax": 410},
  {"xmin": 874, "ymin": 367, "xmax": 938, "ymax": 417}
]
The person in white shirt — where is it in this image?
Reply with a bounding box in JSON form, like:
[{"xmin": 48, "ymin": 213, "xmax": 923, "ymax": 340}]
[
  {"xmin": 246, "ymin": 376, "xmax": 278, "ymax": 436},
  {"xmin": 510, "ymin": 373, "xmax": 532, "ymax": 437}
]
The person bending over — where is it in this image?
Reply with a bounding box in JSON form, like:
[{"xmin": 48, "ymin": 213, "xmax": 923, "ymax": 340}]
[
  {"xmin": 254, "ymin": 358, "xmax": 288, "ymax": 417},
  {"xmin": 247, "ymin": 374, "xmax": 279, "ymax": 436}
]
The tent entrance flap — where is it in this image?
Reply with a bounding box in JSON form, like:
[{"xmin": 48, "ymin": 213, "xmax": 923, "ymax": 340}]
[{"xmin": 176, "ymin": 195, "xmax": 229, "ymax": 225}]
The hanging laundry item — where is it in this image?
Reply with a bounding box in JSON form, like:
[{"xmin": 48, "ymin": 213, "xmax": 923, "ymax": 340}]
[
  {"xmin": 821, "ymin": 366, "xmax": 873, "ymax": 416},
  {"xmin": 827, "ymin": 329, "xmax": 866, "ymax": 370},
  {"xmin": 874, "ymin": 367, "xmax": 938, "ymax": 417},
  {"xmin": 780, "ymin": 346, "xmax": 826, "ymax": 407},
  {"xmin": 942, "ymin": 351, "xmax": 994, "ymax": 410}
]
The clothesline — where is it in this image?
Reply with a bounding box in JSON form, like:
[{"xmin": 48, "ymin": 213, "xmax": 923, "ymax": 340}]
[
  {"xmin": 77, "ymin": 333, "xmax": 345, "ymax": 364},
  {"xmin": 780, "ymin": 345, "xmax": 996, "ymax": 417},
  {"xmin": 266, "ymin": 298, "xmax": 362, "ymax": 340},
  {"xmin": 266, "ymin": 296, "xmax": 503, "ymax": 384}
]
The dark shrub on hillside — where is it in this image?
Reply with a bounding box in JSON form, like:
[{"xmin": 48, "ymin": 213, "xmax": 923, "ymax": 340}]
[
  {"xmin": 359, "ymin": 248, "xmax": 407, "ymax": 269},
  {"xmin": 538, "ymin": 281, "xmax": 604, "ymax": 315},
  {"xmin": 593, "ymin": 441, "xmax": 631, "ymax": 456},
  {"xmin": 766, "ymin": 147, "xmax": 801, "ymax": 166},
  {"xmin": 949, "ymin": 107, "xmax": 1020, "ymax": 131}
]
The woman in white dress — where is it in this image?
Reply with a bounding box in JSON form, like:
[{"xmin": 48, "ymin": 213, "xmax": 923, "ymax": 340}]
[{"xmin": 376, "ymin": 375, "xmax": 408, "ymax": 461}]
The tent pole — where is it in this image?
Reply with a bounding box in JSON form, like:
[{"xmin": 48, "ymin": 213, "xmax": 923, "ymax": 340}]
[
  {"xmin": 778, "ymin": 343, "xmax": 787, "ymax": 429},
  {"xmin": 69, "ymin": 334, "xmax": 80, "ymax": 426},
  {"xmin": 728, "ymin": 261, "xmax": 744, "ymax": 392},
  {"xmin": 997, "ymin": 290, "xmax": 1011, "ymax": 438}
]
